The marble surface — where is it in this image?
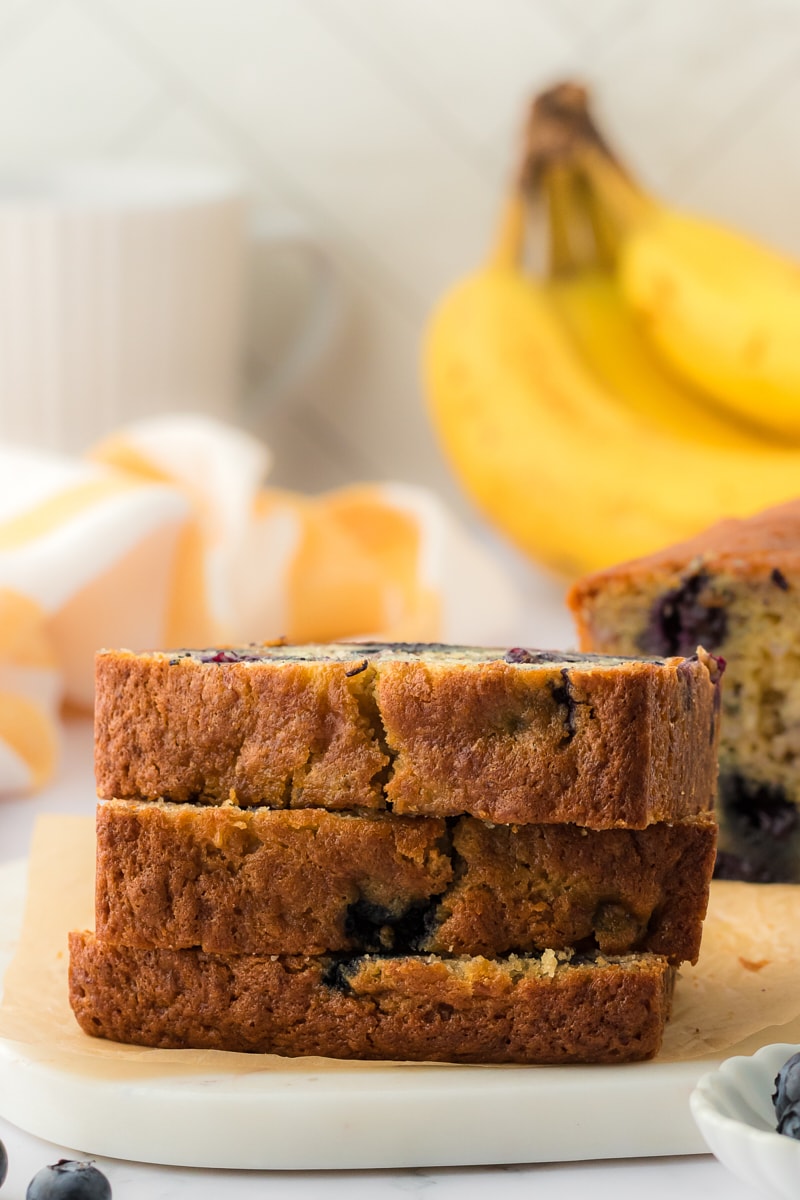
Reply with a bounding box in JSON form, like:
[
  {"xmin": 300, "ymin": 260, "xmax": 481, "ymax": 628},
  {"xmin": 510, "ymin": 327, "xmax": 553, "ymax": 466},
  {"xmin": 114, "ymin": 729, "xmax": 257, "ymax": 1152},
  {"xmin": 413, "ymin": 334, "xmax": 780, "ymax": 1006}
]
[
  {"xmin": 0, "ymin": 1137, "xmax": 767, "ymax": 1200},
  {"xmin": 0, "ymin": 717, "xmax": 766, "ymax": 1199}
]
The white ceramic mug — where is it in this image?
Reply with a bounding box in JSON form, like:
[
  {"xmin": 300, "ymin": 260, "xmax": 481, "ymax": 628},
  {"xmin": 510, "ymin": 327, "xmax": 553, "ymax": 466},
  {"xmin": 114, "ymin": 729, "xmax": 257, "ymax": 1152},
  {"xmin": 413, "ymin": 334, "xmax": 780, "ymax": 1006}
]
[{"xmin": 0, "ymin": 163, "xmax": 337, "ymax": 452}]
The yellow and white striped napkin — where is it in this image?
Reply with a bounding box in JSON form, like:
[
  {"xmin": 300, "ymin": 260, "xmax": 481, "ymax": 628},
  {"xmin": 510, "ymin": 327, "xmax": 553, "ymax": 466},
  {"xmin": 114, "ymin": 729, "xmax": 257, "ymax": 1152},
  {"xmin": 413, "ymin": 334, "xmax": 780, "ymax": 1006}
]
[{"xmin": 0, "ymin": 415, "xmax": 519, "ymax": 794}]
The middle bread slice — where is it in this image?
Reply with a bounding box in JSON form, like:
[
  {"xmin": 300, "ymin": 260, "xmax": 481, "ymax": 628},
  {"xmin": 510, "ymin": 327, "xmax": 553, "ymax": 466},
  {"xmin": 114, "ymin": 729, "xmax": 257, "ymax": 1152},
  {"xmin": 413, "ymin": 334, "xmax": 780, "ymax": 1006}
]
[{"xmin": 96, "ymin": 799, "xmax": 716, "ymax": 966}]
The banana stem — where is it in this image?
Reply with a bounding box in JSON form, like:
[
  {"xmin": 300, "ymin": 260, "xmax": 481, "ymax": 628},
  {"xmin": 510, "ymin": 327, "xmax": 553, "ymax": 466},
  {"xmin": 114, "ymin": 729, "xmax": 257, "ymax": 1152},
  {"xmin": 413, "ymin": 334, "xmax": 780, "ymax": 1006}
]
[
  {"xmin": 545, "ymin": 166, "xmax": 575, "ymax": 275},
  {"xmin": 489, "ymin": 192, "xmax": 527, "ymax": 270},
  {"xmin": 578, "ymin": 144, "xmax": 654, "ymax": 232},
  {"xmin": 520, "ymin": 82, "xmax": 654, "ymax": 236},
  {"xmin": 493, "ymin": 83, "xmax": 652, "ymax": 278},
  {"xmin": 582, "ymin": 173, "xmax": 620, "ymax": 269},
  {"xmin": 544, "ymin": 164, "xmax": 600, "ymax": 277}
]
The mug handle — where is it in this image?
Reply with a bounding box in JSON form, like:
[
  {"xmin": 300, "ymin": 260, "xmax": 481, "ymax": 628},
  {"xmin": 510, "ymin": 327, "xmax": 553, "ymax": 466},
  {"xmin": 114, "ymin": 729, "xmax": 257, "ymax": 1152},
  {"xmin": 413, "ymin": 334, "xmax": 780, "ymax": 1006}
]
[{"xmin": 244, "ymin": 214, "xmax": 343, "ymax": 406}]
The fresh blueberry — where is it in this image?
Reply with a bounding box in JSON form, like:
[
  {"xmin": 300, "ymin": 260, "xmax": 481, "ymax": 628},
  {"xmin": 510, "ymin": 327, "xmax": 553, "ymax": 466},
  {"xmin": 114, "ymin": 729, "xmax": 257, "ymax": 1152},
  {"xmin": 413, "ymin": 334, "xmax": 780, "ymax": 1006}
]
[
  {"xmin": 0, "ymin": 1138, "xmax": 6, "ymax": 1187},
  {"xmin": 773, "ymin": 1052, "xmax": 800, "ymax": 1122},
  {"xmin": 778, "ymin": 1103, "xmax": 800, "ymax": 1140},
  {"xmin": 26, "ymin": 1160, "xmax": 111, "ymax": 1200}
]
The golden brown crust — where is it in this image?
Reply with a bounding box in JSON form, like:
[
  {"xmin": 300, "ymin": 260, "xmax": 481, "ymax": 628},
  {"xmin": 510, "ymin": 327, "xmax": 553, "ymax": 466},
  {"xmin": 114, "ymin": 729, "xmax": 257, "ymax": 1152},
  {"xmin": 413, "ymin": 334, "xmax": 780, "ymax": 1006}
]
[
  {"xmin": 378, "ymin": 657, "xmax": 718, "ymax": 826},
  {"xmin": 68, "ymin": 933, "xmax": 674, "ymax": 1064},
  {"xmin": 94, "ymin": 652, "xmax": 389, "ymax": 811},
  {"xmin": 95, "ymin": 647, "xmax": 720, "ymax": 828},
  {"xmin": 569, "ymin": 498, "xmax": 800, "ymax": 613},
  {"xmin": 95, "ymin": 801, "xmax": 715, "ymax": 965}
]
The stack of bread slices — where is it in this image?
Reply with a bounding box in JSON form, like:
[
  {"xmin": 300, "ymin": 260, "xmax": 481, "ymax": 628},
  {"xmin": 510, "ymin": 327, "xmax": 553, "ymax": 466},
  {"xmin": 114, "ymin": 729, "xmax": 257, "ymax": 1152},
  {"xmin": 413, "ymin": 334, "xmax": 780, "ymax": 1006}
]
[{"xmin": 70, "ymin": 642, "xmax": 721, "ymax": 1064}]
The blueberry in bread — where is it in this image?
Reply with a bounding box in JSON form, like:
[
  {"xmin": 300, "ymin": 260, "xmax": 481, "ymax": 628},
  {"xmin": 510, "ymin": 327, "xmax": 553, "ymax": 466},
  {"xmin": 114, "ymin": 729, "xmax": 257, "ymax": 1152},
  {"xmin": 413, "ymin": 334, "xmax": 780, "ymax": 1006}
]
[
  {"xmin": 95, "ymin": 642, "xmax": 722, "ymax": 828},
  {"xmin": 69, "ymin": 932, "xmax": 674, "ymax": 1064},
  {"xmin": 568, "ymin": 499, "xmax": 800, "ymax": 881}
]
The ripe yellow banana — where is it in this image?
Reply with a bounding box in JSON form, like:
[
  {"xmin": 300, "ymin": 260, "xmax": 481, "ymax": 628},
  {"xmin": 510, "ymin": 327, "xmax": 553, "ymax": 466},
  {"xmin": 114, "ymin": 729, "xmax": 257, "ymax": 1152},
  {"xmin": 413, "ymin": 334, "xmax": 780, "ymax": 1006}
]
[
  {"xmin": 424, "ymin": 196, "xmax": 800, "ymax": 577},
  {"xmin": 570, "ymin": 96, "xmax": 800, "ymax": 441},
  {"xmin": 542, "ymin": 160, "xmax": 771, "ymax": 448},
  {"xmin": 547, "ymin": 270, "xmax": 767, "ymax": 451}
]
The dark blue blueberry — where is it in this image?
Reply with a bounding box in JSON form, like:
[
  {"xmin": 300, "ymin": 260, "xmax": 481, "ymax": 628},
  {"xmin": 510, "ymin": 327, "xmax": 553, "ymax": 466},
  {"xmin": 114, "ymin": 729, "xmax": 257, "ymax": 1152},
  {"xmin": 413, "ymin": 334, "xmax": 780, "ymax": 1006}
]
[
  {"xmin": 197, "ymin": 649, "xmax": 263, "ymax": 664},
  {"xmin": 712, "ymin": 850, "xmax": 776, "ymax": 883},
  {"xmin": 778, "ymin": 1105, "xmax": 800, "ymax": 1139},
  {"xmin": 505, "ymin": 647, "xmax": 538, "ymax": 664},
  {"xmin": 168, "ymin": 646, "xmax": 283, "ymax": 664},
  {"xmin": 774, "ymin": 1053, "xmax": 800, "ymax": 1122},
  {"xmin": 0, "ymin": 1138, "xmax": 6, "ymax": 1188},
  {"xmin": 26, "ymin": 1160, "xmax": 111, "ymax": 1200},
  {"xmin": 714, "ymin": 773, "xmax": 800, "ymax": 884},
  {"xmin": 550, "ymin": 669, "xmax": 578, "ymax": 743},
  {"xmin": 343, "ymin": 897, "xmax": 438, "ymax": 953},
  {"xmin": 639, "ymin": 571, "xmax": 727, "ymax": 657},
  {"xmin": 506, "ymin": 647, "xmax": 598, "ymax": 665},
  {"xmin": 718, "ymin": 772, "xmax": 799, "ymax": 849},
  {"xmin": 320, "ymin": 958, "xmax": 356, "ymax": 993}
]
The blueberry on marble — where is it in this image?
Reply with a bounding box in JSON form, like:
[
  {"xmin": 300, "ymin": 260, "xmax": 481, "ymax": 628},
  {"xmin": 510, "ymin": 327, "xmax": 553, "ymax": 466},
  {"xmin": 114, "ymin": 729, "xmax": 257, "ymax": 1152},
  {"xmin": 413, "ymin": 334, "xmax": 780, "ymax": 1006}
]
[
  {"xmin": 774, "ymin": 1052, "xmax": 800, "ymax": 1122},
  {"xmin": 26, "ymin": 1161, "xmax": 111, "ymax": 1200}
]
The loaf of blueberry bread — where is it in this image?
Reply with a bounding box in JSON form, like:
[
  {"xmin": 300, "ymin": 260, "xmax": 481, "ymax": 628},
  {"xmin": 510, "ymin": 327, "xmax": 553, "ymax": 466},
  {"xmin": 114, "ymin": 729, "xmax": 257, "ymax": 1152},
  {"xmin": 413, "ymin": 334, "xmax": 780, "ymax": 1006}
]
[
  {"xmin": 568, "ymin": 499, "xmax": 800, "ymax": 881},
  {"xmin": 95, "ymin": 642, "xmax": 722, "ymax": 828},
  {"xmin": 77, "ymin": 639, "xmax": 721, "ymax": 1064},
  {"xmin": 69, "ymin": 932, "xmax": 674, "ymax": 1064},
  {"xmin": 95, "ymin": 799, "xmax": 715, "ymax": 964}
]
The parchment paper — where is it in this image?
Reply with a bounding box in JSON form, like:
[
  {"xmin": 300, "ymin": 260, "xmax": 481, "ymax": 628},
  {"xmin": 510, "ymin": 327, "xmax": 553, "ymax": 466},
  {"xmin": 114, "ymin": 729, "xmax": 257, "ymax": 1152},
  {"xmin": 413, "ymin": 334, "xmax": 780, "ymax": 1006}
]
[{"xmin": 2, "ymin": 814, "xmax": 800, "ymax": 1075}]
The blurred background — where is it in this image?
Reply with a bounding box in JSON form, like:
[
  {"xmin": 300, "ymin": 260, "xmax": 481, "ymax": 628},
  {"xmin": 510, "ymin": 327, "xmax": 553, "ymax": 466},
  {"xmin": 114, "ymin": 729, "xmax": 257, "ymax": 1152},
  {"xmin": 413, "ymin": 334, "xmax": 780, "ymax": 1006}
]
[
  {"xmin": 2, "ymin": 0, "xmax": 798, "ymax": 499},
  {"xmin": 4, "ymin": 0, "xmax": 800, "ymax": 806}
]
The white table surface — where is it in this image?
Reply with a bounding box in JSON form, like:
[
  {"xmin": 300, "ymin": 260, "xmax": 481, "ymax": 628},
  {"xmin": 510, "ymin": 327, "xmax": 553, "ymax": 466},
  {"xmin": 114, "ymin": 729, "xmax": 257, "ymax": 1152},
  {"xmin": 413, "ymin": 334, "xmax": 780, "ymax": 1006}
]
[{"xmin": 0, "ymin": 716, "xmax": 767, "ymax": 1200}]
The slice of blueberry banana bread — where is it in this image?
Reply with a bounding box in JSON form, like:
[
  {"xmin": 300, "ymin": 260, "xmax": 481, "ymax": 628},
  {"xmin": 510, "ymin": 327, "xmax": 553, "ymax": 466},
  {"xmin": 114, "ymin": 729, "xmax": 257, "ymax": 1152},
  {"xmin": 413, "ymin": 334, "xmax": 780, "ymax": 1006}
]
[
  {"xmin": 568, "ymin": 499, "xmax": 800, "ymax": 881},
  {"xmin": 96, "ymin": 799, "xmax": 715, "ymax": 965},
  {"xmin": 95, "ymin": 642, "xmax": 722, "ymax": 829},
  {"xmin": 68, "ymin": 932, "xmax": 674, "ymax": 1064}
]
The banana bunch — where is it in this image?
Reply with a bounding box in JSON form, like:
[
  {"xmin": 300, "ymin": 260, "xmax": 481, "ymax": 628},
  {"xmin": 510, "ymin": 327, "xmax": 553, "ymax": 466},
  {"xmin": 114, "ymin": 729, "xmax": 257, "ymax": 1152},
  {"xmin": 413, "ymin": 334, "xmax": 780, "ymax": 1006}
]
[{"xmin": 424, "ymin": 83, "xmax": 800, "ymax": 577}]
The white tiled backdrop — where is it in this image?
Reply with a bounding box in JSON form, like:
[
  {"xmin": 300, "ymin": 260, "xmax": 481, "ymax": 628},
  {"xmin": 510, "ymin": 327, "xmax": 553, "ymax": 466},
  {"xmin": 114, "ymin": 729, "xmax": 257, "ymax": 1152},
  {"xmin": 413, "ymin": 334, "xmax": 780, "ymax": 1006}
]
[{"xmin": 2, "ymin": 0, "xmax": 800, "ymax": 513}]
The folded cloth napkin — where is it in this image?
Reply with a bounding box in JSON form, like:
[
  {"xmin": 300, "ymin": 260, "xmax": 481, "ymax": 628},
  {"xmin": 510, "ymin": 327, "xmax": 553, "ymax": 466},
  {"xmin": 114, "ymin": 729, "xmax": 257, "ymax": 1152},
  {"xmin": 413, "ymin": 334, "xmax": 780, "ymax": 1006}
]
[{"xmin": 0, "ymin": 415, "xmax": 520, "ymax": 794}]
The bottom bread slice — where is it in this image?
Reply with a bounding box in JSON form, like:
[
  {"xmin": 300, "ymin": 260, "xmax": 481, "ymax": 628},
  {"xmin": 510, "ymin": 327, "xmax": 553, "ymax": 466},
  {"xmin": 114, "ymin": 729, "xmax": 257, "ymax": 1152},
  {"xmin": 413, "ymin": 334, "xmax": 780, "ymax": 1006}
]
[{"xmin": 69, "ymin": 932, "xmax": 674, "ymax": 1064}]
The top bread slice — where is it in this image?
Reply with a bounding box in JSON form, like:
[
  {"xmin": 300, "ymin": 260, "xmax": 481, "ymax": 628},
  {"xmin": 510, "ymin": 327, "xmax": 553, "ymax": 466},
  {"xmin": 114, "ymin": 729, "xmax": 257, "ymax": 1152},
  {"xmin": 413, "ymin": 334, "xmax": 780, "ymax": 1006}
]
[{"xmin": 95, "ymin": 641, "xmax": 722, "ymax": 829}]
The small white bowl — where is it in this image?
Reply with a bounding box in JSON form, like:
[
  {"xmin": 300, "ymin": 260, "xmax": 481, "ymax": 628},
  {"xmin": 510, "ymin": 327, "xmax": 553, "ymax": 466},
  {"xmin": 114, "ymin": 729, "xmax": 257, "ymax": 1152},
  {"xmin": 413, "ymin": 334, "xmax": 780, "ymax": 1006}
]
[{"xmin": 691, "ymin": 1043, "xmax": 800, "ymax": 1198}]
